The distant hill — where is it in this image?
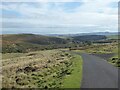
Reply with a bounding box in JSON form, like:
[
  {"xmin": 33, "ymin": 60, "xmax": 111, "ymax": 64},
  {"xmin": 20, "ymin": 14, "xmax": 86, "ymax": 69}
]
[
  {"xmin": 78, "ymin": 32, "xmax": 119, "ymax": 36},
  {"xmin": 72, "ymin": 35, "xmax": 107, "ymax": 42},
  {"xmin": 47, "ymin": 32, "xmax": 119, "ymax": 37},
  {"xmin": 1, "ymin": 34, "xmax": 68, "ymax": 53},
  {"xmin": 1, "ymin": 33, "xmax": 118, "ymax": 53},
  {"xmin": 2, "ymin": 34, "xmax": 67, "ymax": 45}
]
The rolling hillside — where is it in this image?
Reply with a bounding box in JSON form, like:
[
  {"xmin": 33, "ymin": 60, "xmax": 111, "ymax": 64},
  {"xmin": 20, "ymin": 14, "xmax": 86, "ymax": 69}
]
[
  {"xmin": 2, "ymin": 34, "xmax": 67, "ymax": 45},
  {"xmin": 1, "ymin": 34, "xmax": 117, "ymax": 53},
  {"xmin": 1, "ymin": 34, "xmax": 68, "ymax": 53}
]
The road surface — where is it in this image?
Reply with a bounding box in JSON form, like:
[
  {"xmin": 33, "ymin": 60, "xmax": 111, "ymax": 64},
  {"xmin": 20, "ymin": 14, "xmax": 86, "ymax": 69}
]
[{"xmin": 80, "ymin": 53, "xmax": 118, "ymax": 88}]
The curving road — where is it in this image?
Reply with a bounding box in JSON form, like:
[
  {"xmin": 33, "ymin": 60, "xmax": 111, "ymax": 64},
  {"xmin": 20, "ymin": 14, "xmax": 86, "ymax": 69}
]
[{"xmin": 80, "ymin": 53, "xmax": 118, "ymax": 88}]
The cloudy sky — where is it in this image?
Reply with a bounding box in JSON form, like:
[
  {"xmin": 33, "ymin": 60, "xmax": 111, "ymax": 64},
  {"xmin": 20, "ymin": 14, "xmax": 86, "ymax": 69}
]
[{"xmin": 0, "ymin": 0, "xmax": 119, "ymax": 34}]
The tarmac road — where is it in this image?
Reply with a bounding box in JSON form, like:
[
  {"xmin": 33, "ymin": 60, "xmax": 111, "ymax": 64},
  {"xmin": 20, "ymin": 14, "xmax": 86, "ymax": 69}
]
[{"xmin": 80, "ymin": 53, "xmax": 118, "ymax": 88}]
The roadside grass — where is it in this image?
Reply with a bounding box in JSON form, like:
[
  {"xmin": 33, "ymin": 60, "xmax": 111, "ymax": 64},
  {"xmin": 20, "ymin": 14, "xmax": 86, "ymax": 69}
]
[
  {"xmin": 108, "ymin": 49, "xmax": 120, "ymax": 67},
  {"xmin": 2, "ymin": 50, "xmax": 83, "ymax": 88},
  {"xmin": 61, "ymin": 55, "xmax": 83, "ymax": 88},
  {"xmin": 74, "ymin": 43, "xmax": 118, "ymax": 54},
  {"xmin": 73, "ymin": 43, "xmax": 119, "ymax": 67},
  {"xmin": 108, "ymin": 55, "xmax": 119, "ymax": 66},
  {"xmin": 107, "ymin": 35, "xmax": 119, "ymax": 39},
  {"xmin": 87, "ymin": 44, "xmax": 117, "ymax": 54}
]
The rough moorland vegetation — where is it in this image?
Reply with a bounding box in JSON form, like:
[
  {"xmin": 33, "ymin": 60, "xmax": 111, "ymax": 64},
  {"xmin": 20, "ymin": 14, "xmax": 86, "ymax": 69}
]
[{"xmin": 2, "ymin": 50, "xmax": 82, "ymax": 88}]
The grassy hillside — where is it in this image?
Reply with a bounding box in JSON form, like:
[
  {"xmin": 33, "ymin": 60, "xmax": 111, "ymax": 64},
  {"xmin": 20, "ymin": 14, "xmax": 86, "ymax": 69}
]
[
  {"xmin": 106, "ymin": 35, "xmax": 119, "ymax": 39},
  {"xmin": 2, "ymin": 50, "xmax": 83, "ymax": 88},
  {"xmin": 2, "ymin": 34, "xmax": 67, "ymax": 45},
  {"xmin": 1, "ymin": 34, "xmax": 68, "ymax": 53},
  {"xmin": 1, "ymin": 34, "xmax": 112, "ymax": 53}
]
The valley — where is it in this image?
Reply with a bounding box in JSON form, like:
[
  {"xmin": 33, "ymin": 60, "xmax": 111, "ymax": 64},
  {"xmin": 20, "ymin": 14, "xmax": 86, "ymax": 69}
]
[{"xmin": 1, "ymin": 33, "xmax": 119, "ymax": 88}]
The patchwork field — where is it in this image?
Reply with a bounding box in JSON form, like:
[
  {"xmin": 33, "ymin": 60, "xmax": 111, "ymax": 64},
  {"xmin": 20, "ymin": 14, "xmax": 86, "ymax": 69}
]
[{"xmin": 2, "ymin": 50, "xmax": 82, "ymax": 88}]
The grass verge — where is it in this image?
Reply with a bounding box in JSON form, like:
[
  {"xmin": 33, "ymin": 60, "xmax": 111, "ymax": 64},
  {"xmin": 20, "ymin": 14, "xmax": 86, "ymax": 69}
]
[
  {"xmin": 61, "ymin": 55, "xmax": 83, "ymax": 88},
  {"xmin": 2, "ymin": 50, "xmax": 83, "ymax": 88}
]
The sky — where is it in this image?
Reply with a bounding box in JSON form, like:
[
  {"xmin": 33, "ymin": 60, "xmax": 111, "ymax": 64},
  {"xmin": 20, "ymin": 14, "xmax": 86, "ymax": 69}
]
[{"xmin": 0, "ymin": 0, "xmax": 119, "ymax": 34}]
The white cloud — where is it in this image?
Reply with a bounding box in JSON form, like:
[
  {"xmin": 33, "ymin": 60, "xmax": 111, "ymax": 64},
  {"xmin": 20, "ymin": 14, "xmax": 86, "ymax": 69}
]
[
  {"xmin": 1, "ymin": 0, "xmax": 119, "ymax": 33},
  {"xmin": 1, "ymin": 0, "xmax": 80, "ymax": 2}
]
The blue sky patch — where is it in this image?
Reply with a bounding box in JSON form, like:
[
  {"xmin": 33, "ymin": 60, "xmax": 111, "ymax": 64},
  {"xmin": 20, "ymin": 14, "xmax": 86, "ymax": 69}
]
[
  {"xmin": 109, "ymin": 2, "xmax": 118, "ymax": 8},
  {"xmin": 2, "ymin": 9, "xmax": 22, "ymax": 18}
]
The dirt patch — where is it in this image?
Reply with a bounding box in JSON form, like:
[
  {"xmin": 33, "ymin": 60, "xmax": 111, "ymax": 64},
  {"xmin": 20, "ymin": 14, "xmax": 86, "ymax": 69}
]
[
  {"xmin": 24, "ymin": 66, "xmax": 36, "ymax": 73},
  {"xmin": 16, "ymin": 66, "xmax": 37, "ymax": 74},
  {"xmin": 27, "ymin": 53, "xmax": 36, "ymax": 56}
]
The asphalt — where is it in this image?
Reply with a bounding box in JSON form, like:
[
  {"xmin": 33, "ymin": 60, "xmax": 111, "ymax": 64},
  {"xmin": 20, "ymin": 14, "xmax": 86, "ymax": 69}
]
[{"xmin": 80, "ymin": 53, "xmax": 118, "ymax": 88}]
